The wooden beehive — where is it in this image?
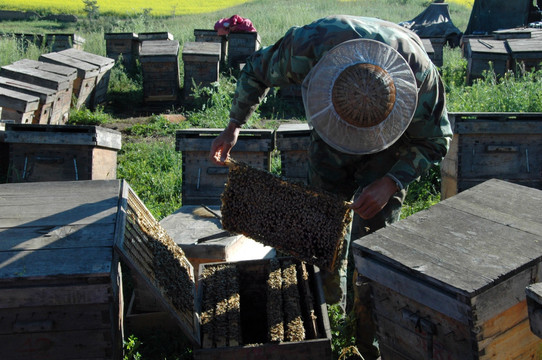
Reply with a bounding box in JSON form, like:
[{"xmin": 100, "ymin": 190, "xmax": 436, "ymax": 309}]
[
  {"xmin": 352, "ymin": 179, "xmax": 542, "ymax": 360},
  {"xmin": 56, "ymin": 48, "xmax": 115, "ymax": 108},
  {"xmin": 0, "ymin": 60, "xmax": 75, "ymax": 125},
  {"xmin": 4, "ymin": 123, "xmax": 121, "ymax": 183},
  {"xmin": 506, "ymin": 37, "xmax": 542, "ymax": 72},
  {"xmin": 275, "ymin": 123, "xmax": 311, "ymax": 184},
  {"xmin": 175, "ymin": 128, "xmax": 274, "ymax": 205},
  {"xmin": 440, "ymin": 112, "xmax": 542, "ymax": 200},
  {"xmin": 104, "ymin": 32, "xmax": 140, "ymax": 71},
  {"xmin": 421, "ymin": 38, "xmax": 436, "ymax": 65},
  {"xmin": 526, "ymin": 283, "xmax": 542, "ymax": 339},
  {"xmin": 227, "ymin": 32, "xmax": 261, "ymax": 68},
  {"xmin": 160, "ymin": 205, "xmax": 275, "ymax": 281},
  {"xmin": 0, "ymin": 87, "xmax": 40, "ymax": 124},
  {"xmin": 420, "ymin": 36, "xmax": 445, "ymax": 67},
  {"xmin": 194, "ymin": 29, "xmax": 228, "ymax": 64},
  {"xmin": 39, "ymin": 51, "xmax": 100, "ymax": 110},
  {"xmin": 0, "ymin": 76, "xmax": 58, "ymax": 124},
  {"xmin": 140, "ymin": 40, "xmax": 180, "ymax": 102},
  {"xmin": 138, "ymin": 32, "xmax": 174, "ymax": 41},
  {"xmin": 0, "ymin": 180, "xmax": 126, "ymax": 360},
  {"xmin": 182, "ymin": 41, "xmax": 221, "ymax": 99},
  {"xmin": 45, "ymin": 33, "xmax": 85, "ymax": 51},
  {"xmin": 464, "ymin": 38, "xmax": 510, "ymax": 84}
]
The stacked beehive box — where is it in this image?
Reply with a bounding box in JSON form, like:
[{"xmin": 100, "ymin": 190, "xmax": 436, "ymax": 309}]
[
  {"xmin": 0, "ymin": 87, "xmax": 40, "ymax": 124},
  {"xmin": 39, "ymin": 51, "xmax": 101, "ymax": 110},
  {"xmin": 139, "ymin": 39, "xmax": 180, "ymax": 102},
  {"xmin": 4, "ymin": 123, "xmax": 121, "ymax": 182},
  {"xmin": 227, "ymin": 32, "xmax": 261, "ymax": 68},
  {"xmin": 352, "ymin": 179, "xmax": 542, "ymax": 359},
  {"xmin": 0, "ymin": 180, "xmax": 126, "ymax": 359},
  {"xmin": 45, "ymin": 33, "xmax": 85, "ymax": 51},
  {"xmin": 440, "ymin": 112, "xmax": 542, "ymax": 200},
  {"xmin": 275, "ymin": 123, "xmax": 311, "ymax": 184},
  {"xmin": 182, "ymin": 42, "xmax": 221, "ymax": 99},
  {"xmin": 0, "ymin": 59, "xmax": 76, "ymax": 124},
  {"xmin": 194, "ymin": 29, "xmax": 228, "ymax": 65},
  {"xmin": 104, "ymin": 32, "xmax": 140, "ymax": 71}
]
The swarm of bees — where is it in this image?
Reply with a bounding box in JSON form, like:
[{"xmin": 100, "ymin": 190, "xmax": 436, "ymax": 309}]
[
  {"xmin": 221, "ymin": 159, "xmax": 352, "ymax": 272},
  {"xmin": 200, "ymin": 258, "xmax": 321, "ymax": 347}
]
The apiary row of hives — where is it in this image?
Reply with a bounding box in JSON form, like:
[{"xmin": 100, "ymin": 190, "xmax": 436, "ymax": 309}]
[{"xmin": 0, "ymin": 47, "xmax": 113, "ymax": 125}]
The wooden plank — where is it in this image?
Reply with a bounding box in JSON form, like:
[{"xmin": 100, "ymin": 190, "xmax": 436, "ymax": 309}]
[
  {"xmin": 0, "ymin": 76, "xmax": 57, "ymax": 103},
  {"xmin": 479, "ymin": 317, "xmax": 542, "ymax": 359},
  {"xmin": 0, "ymin": 64, "xmax": 70, "ymax": 91},
  {"xmin": 0, "ymin": 247, "xmax": 113, "ymax": 279},
  {"xmin": 0, "ymin": 223, "xmax": 114, "ymax": 251},
  {"xmin": 0, "ymin": 88, "xmax": 40, "ymax": 113},
  {"xmin": 13, "ymin": 59, "xmax": 77, "ymax": 81},
  {"xmin": 455, "ymin": 121, "xmax": 542, "ymax": 134},
  {"xmin": 39, "ymin": 52, "xmax": 100, "ymax": 79},
  {"xmin": 57, "ymin": 48, "xmax": 114, "ymax": 71}
]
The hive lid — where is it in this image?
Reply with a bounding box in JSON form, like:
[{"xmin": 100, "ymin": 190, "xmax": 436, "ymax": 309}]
[
  {"xmin": 352, "ymin": 179, "xmax": 542, "ymax": 322},
  {"xmin": 176, "ymin": 128, "xmax": 275, "ymax": 152},
  {"xmin": 114, "ymin": 180, "xmax": 202, "ymax": 347}
]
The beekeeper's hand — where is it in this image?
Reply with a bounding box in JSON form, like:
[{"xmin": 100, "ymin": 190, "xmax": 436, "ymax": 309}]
[
  {"xmin": 348, "ymin": 176, "xmax": 398, "ymax": 220},
  {"xmin": 209, "ymin": 120, "xmax": 241, "ymax": 165}
]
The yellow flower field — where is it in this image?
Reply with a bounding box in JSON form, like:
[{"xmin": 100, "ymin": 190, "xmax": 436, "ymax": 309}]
[{"xmin": 0, "ymin": 0, "xmax": 253, "ymax": 16}]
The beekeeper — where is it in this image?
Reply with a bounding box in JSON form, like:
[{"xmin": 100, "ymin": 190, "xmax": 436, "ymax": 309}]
[{"xmin": 209, "ymin": 15, "xmax": 452, "ymax": 359}]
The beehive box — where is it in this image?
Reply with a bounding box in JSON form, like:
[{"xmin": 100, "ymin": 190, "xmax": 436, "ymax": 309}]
[
  {"xmin": 440, "ymin": 112, "xmax": 542, "ymax": 200},
  {"xmin": 160, "ymin": 204, "xmax": 275, "ymax": 281},
  {"xmin": 175, "ymin": 128, "xmax": 275, "ymax": 205},
  {"xmin": 526, "ymin": 283, "xmax": 542, "ymax": 339},
  {"xmin": 45, "ymin": 33, "xmax": 85, "ymax": 51},
  {"xmin": 0, "ymin": 60, "xmax": 75, "ymax": 125},
  {"xmin": 463, "ymin": 38, "xmax": 510, "ymax": 84},
  {"xmin": 227, "ymin": 32, "xmax": 261, "ymax": 68},
  {"xmin": 194, "ymin": 29, "xmax": 228, "ymax": 64},
  {"xmin": 39, "ymin": 51, "xmax": 100, "ymax": 110},
  {"xmin": 0, "ymin": 87, "xmax": 40, "ymax": 124},
  {"xmin": 0, "ymin": 76, "xmax": 58, "ymax": 124},
  {"xmin": 182, "ymin": 41, "xmax": 221, "ymax": 99},
  {"xmin": 352, "ymin": 179, "xmax": 542, "ymax": 360},
  {"xmin": 0, "ymin": 180, "xmax": 126, "ymax": 360},
  {"xmin": 506, "ymin": 37, "xmax": 542, "ymax": 72},
  {"xmin": 420, "ymin": 36, "xmax": 445, "ymax": 67},
  {"xmin": 275, "ymin": 123, "xmax": 311, "ymax": 184},
  {"xmin": 104, "ymin": 32, "xmax": 140, "ymax": 71},
  {"xmin": 56, "ymin": 48, "xmax": 115, "ymax": 108},
  {"xmin": 140, "ymin": 40, "xmax": 180, "ymax": 102},
  {"xmin": 421, "ymin": 38, "xmax": 436, "ymax": 65},
  {"xmin": 138, "ymin": 32, "xmax": 174, "ymax": 41},
  {"xmin": 4, "ymin": 123, "xmax": 121, "ymax": 182}
]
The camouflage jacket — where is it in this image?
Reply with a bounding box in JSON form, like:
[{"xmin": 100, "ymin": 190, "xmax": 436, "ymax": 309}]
[{"xmin": 230, "ymin": 15, "xmax": 452, "ymax": 188}]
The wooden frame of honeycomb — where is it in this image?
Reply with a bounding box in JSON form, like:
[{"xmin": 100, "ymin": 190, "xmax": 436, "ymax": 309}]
[{"xmin": 220, "ymin": 159, "xmax": 352, "ymax": 272}]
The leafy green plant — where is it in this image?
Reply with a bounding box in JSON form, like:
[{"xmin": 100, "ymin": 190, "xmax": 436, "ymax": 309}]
[
  {"xmin": 126, "ymin": 114, "xmax": 189, "ymax": 137},
  {"xmin": 68, "ymin": 105, "xmax": 112, "ymax": 125},
  {"xmin": 123, "ymin": 335, "xmax": 142, "ymax": 360},
  {"xmin": 328, "ymin": 304, "xmax": 358, "ymax": 359}
]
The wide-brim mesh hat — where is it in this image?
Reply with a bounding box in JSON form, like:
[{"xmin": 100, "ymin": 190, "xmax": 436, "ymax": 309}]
[{"xmin": 302, "ymin": 39, "xmax": 418, "ymax": 155}]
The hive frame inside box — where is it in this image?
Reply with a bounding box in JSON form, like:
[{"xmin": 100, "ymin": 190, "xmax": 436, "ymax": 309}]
[
  {"xmin": 352, "ymin": 179, "xmax": 542, "ymax": 359},
  {"xmin": 115, "ymin": 187, "xmax": 332, "ymax": 359},
  {"xmin": 176, "ymin": 128, "xmax": 275, "ymax": 206}
]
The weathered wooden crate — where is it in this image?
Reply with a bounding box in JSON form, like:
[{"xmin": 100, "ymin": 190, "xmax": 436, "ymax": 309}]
[
  {"xmin": 0, "ymin": 87, "xmax": 40, "ymax": 124},
  {"xmin": 0, "ymin": 60, "xmax": 75, "ymax": 125},
  {"xmin": 160, "ymin": 205, "xmax": 275, "ymax": 281},
  {"xmin": 194, "ymin": 29, "xmax": 228, "ymax": 64},
  {"xmin": 464, "ymin": 38, "xmax": 510, "ymax": 84},
  {"xmin": 0, "ymin": 180, "xmax": 126, "ymax": 360},
  {"xmin": 175, "ymin": 128, "xmax": 275, "ymax": 205},
  {"xmin": 39, "ymin": 51, "xmax": 100, "ymax": 110},
  {"xmin": 227, "ymin": 32, "xmax": 261, "ymax": 68},
  {"xmin": 275, "ymin": 123, "xmax": 311, "ymax": 184},
  {"xmin": 138, "ymin": 32, "xmax": 174, "ymax": 41},
  {"xmin": 56, "ymin": 48, "xmax": 115, "ymax": 108},
  {"xmin": 352, "ymin": 179, "xmax": 542, "ymax": 360},
  {"xmin": 506, "ymin": 37, "xmax": 542, "ymax": 72},
  {"xmin": 420, "ymin": 36, "xmax": 445, "ymax": 67},
  {"xmin": 45, "ymin": 33, "xmax": 85, "ymax": 51},
  {"xmin": 440, "ymin": 112, "xmax": 542, "ymax": 200},
  {"xmin": 104, "ymin": 32, "xmax": 140, "ymax": 71},
  {"xmin": 182, "ymin": 41, "xmax": 221, "ymax": 99},
  {"xmin": 140, "ymin": 40, "xmax": 180, "ymax": 102},
  {"xmin": 0, "ymin": 76, "xmax": 58, "ymax": 124},
  {"xmin": 4, "ymin": 123, "xmax": 121, "ymax": 182}
]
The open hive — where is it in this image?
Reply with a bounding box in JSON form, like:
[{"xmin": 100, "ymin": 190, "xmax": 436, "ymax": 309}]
[
  {"xmin": 197, "ymin": 258, "xmax": 325, "ymax": 350},
  {"xmin": 220, "ymin": 159, "xmax": 351, "ymax": 272}
]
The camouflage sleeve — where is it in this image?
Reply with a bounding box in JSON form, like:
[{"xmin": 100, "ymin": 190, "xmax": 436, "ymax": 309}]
[{"xmin": 386, "ymin": 64, "xmax": 452, "ymax": 189}]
